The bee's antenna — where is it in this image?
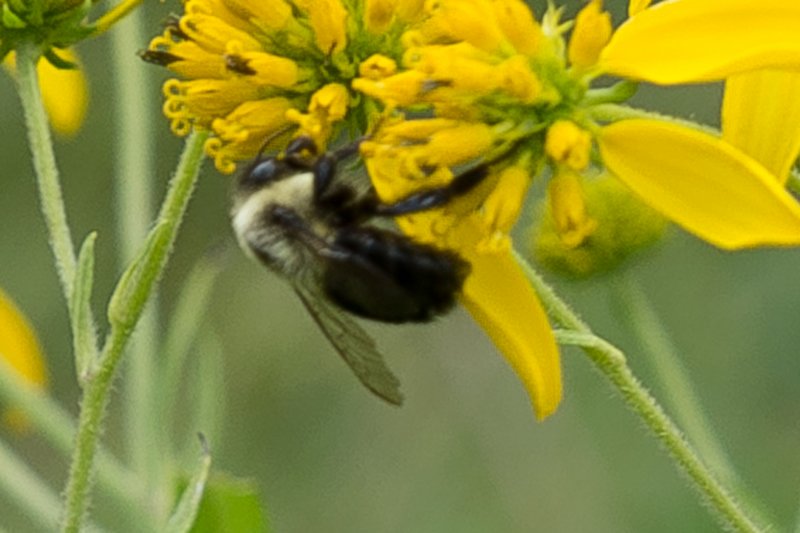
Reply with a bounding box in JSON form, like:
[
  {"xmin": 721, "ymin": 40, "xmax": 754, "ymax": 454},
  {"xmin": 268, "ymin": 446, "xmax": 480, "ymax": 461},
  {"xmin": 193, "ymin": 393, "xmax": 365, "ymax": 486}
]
[{"xmin": 255, "ymin": 125, "xmax": 296, "ymax": 162}]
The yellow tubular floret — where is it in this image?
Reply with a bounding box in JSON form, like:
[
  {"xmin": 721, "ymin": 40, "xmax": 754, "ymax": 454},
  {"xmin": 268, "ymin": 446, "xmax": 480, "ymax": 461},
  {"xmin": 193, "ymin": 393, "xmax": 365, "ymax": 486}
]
[
  {"xmin": 293, "ymin": 0, "xmax": 349, "ymax": 54},
  {"xmin": 599, "ymin": 119, "xmax": 800, "ymax": 249},
  {"xmin": 567, "ymin": 0, "xmax": 611, "ymax": 70}
]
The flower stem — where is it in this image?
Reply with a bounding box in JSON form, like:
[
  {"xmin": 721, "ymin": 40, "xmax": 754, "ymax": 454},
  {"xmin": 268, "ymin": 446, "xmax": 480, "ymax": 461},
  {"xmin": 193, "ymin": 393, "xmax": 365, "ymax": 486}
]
[
  {"xmin": 610, "ymin": 272, "xmax": 773, "ymax": 526},
  {"xmin": 588, "ymin": 103, "xmax": 719, "ymax": 137},
  {"xmin": 14, "ymin": 41, "xmax": 76, "ymax": 300},
  {"xmin": 60, "ymin": 131, "xmax": 207, "ymax": 533},
  {"xmin": 0, "ymin": 438, "xmax": 64, "ymax": 531},
  {"xmin": 0, "ymin": 357, "xmax": 141, "ymax": 510},
  {"xmin": 513, "ymin": 251, "xmax": 765, "ymax": 533}
]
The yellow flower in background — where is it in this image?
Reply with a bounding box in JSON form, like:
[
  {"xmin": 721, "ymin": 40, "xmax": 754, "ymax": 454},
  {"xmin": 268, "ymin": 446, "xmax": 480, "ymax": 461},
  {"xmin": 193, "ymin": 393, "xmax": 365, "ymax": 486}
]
[
  {"xmin": 0, "ymin": 288, "xmax": 48, "ymax": 433},
  {"xmin": 3, "ymin": 49, "xmax": 88, "ymax": 137}
]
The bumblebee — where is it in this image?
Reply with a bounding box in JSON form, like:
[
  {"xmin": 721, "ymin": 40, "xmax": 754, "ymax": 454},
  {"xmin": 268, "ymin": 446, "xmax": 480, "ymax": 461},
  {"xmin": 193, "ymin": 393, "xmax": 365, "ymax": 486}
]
[{"xmin": 231, "ymin": 137, "xmax": 488, "ymax": 404}]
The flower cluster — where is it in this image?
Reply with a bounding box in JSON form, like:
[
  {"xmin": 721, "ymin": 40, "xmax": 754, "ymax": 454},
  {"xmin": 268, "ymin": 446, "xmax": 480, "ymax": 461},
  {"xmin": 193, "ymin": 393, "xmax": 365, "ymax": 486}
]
[
  {"xmin": 0, "ymin": 0, "xmax": 91, "ymax": 62},
  {"xmin": 144, "ymin": 0, "xmax": 800, "ymax": 420},
  {"xmin": 143, "ymin": 0, "xmax": 426, "ymax": 173}
]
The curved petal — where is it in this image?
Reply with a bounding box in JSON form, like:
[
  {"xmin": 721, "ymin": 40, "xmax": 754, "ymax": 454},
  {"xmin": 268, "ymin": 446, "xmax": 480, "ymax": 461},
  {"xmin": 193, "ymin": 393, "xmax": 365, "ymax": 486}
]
[
  {"xmin": 722, "ymin": 70, "xmax": 800, "ymax": 184},
  {"xmin": 38, "ymin": 48, "xmax": 88, "ymax": 137},
  {"xmin": 0, "ymin": 288, "xmax": 47, "ymax": 432},
  {"xmin": 458, "ymin": 237, "xmax": 562, "ymax": 420},
  {"xmin": 599, "ymin": 119, "xmax": 800, "ymax": 249},
  {"xmin": 601, "ymin": 0, "xmax": 800, "ymax": 84}
]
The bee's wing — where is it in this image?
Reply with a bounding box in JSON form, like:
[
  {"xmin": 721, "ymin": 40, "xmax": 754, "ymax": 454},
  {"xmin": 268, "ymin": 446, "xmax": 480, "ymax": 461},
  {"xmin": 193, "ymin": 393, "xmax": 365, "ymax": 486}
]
[{"xmin": 293, "ymin": 282, "xmax": 404, "ymax": 406}]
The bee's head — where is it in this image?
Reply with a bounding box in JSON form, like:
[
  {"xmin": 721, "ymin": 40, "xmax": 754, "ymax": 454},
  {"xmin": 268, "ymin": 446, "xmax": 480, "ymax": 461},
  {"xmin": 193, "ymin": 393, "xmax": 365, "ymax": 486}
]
[{"xmin": 237, "ymin": 156, "xmax": 294, "ymax": 192}]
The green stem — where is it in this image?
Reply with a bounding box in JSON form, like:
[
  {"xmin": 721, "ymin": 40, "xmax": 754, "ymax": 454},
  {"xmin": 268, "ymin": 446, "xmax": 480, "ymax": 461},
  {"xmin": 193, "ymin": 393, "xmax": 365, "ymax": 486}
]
[
  {"xmin": 588, "ymin": 103, "xmax": 719, "ymax": 137},
  {"xmin": 611, "ymin": 275, "xmax": 772, "ymax": 506},
  {"xmin": 109, "ymin": 6, "xmax": 164, "ymax": 516},
  {"xmin": 60, "ymin": 132, "xmax": 207, "ymax": 533},
  {"xmin": 0, "ymin": 357, "xmax": 140, "ymax": 510},
  {"xmin": 0, "ymin": 438, "xmax": 61, "ymax": 530},
  {"xmin": 15, "ymin": 41, "xmax": 76, "ymax": 300},
  {"xmin": 514, "ymin": 251, "xmax": 764, "ymax": 533}
]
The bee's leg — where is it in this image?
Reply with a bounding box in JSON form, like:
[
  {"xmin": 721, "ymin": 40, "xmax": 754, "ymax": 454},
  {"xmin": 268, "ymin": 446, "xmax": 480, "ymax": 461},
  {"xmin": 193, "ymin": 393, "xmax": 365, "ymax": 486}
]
[
  {"xmin": 372, "ymin": 165, "xmax": 489, "ymax": 217},
  {"xmin": 267, "ymin": 205, "xmax": 329, "ymax": 253}
]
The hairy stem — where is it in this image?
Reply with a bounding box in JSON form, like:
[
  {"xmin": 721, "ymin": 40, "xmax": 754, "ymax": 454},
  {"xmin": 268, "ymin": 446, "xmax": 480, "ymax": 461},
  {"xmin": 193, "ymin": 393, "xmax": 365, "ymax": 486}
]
[
  {"xmin": 611, "ymin": 272, "xmax": 772, "ymax": 526},
  {"xmin": 15, "ymin": 42, "xmax": 76, "ymax": 300},
  {"xmin": 515, "ymin": 251, "xmax": 764, "ymax": 533},
  {"xmin": 60, "ymin": 132, "xmax": 207, "ymax": 533}
]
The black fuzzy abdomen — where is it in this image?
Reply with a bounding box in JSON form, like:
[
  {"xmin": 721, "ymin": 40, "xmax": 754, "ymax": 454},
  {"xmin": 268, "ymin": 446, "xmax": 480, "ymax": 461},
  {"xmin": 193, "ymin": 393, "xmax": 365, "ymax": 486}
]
[{"xmin": 323, "ymin": 227, "xmax": 470, "ymax": 323}]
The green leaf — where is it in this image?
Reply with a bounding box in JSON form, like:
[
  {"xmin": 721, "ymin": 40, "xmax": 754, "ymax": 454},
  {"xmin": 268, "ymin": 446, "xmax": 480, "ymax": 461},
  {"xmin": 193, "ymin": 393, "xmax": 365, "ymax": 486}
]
[
  {"xmin": 162, "ymin": 249, "xmax": 226, "ymax": 435},
  {"xmin": 166, "ymin": 435, "xmax": 212, "ymax": 533},
  {"xmin": 180, "ymin": 473, "xmax": 268, "ymax": 533},
  {"xmin": 70, "ymin": 232, "xmax": 99, "ymax": 384},
  {"xmin": 184, "ymin": 332, "xmax": 224, "ymax": 467}
]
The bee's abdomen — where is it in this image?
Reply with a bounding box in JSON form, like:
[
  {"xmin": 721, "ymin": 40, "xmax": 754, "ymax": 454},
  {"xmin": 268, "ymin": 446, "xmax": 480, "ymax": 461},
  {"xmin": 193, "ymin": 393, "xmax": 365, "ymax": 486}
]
[{"xmin": 323, "ymin": 227, "xmax": 470, "ymax": 323}]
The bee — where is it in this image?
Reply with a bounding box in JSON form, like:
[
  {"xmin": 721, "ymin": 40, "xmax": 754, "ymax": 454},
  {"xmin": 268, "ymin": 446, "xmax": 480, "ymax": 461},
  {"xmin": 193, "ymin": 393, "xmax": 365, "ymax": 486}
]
[{"xmin": 231, "ymin": 136, "xmax": 489, "ymax": 405}]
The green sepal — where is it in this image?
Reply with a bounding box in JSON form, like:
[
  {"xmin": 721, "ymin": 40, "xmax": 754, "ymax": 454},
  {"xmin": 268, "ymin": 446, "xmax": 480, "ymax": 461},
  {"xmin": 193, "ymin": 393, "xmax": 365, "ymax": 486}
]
[
  {"xmin": 43, "ymin": 47, "xmax": 77, "ymax": 69},
  {"xmin": 2, "ymin": 4, "xmax": 28, "ymax": 29},
  {"xmin": 166, "ymin": 435, "xmax": 212, "ymax": 533},
  {"xmin": 70, "ymin": 232, "xmax": 100, "ymax": 385}
]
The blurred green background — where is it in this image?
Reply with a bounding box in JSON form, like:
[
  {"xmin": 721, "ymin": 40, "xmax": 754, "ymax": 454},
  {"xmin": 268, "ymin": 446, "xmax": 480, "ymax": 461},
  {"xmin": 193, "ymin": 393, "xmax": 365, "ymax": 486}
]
[{"xmin": 1, "ymin": 0, "xmax": 800, "ymax": 531}]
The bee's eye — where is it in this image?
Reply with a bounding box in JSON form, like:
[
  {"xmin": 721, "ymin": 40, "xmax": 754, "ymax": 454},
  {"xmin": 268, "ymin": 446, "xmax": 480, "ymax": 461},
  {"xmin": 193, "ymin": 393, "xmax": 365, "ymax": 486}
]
[{"xmin": 244, "ymin": 158, "xmax": 288, "ymax": 186}]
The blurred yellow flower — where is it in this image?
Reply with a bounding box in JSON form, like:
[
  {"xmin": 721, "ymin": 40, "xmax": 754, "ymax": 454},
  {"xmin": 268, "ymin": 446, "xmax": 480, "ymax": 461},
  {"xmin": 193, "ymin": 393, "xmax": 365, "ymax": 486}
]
[
  {"xmin": 3, "ymin": 49, "xmax": 88, "ymax": 137},
  {"xmin": 0, "ymin": 288, "xmax": 48, "ymax": 433}
]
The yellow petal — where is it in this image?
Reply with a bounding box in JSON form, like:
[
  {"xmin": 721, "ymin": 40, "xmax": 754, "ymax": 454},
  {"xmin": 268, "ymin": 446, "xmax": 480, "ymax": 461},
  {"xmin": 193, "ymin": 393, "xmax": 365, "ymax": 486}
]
[
  {"xmin": 601, "ymin": 0, "xmax": 800, "ymax": 84},
  {"xmin": 722, "ymin": 70, "xmax": 800, "ymax": 184},
  {"xmin": 599, "ymin": 119, "xmax": 800, "ymax": 249},
  {"xmin": 39, "ymin": 52, "xmax": 88, "ymax": 137},
  {"xmin": 457, "ymin": 224, "xmax": 562, "ymax": 420},
  {"xmin": 0, "ymin": 288, "xmax": 48, "ymax": 432}
]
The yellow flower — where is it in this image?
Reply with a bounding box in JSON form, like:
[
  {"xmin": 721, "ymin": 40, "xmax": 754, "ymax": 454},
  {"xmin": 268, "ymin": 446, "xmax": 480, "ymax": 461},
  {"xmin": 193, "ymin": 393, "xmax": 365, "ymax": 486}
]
[
  {"xmin": 0, "ymin": 288, "xmax": 48, "ymax": 433},
  {"xmin": 3, "ymin": 49, "xmax": 88, "ymax": 136},
  {"xmin": 351, "ymin": 0, "xmax": 800, "ymax": 417},
  {"xmin": 142, "ymin": 0, "xmax": 800, "ymax": 420},
  {"xmin": 597, "ymin": 0, "xmax": 800, "ymax": 249},
  {"xmin": 143, "ymin": 0, "xmax": 422, "ymax": 173}
]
